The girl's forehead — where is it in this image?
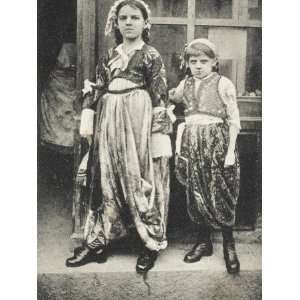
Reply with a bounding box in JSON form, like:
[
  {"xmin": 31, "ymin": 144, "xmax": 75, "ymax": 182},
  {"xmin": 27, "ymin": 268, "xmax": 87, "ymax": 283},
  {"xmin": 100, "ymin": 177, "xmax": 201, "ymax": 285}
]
[
  {"xmin": 189, "ymin": 53, "xmax": 212, "ymax": 60},
  {"xmin": 118, "ymin": 5, "xmax": 143, "ymax": 16}
]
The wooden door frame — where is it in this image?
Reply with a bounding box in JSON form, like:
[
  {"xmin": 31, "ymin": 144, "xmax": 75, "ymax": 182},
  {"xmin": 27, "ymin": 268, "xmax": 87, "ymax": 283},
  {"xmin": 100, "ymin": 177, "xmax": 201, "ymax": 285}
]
[{"xmin": 71, "ymin": 0, "xmax": 97, "ymax": 240}]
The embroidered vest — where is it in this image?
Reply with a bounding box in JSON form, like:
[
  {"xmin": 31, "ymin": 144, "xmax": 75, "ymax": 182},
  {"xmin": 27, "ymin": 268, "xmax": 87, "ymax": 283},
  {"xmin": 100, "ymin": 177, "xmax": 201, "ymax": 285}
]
[{"xmin": 182, "ymin": 72, "xmax": 227, "ymax": 119}]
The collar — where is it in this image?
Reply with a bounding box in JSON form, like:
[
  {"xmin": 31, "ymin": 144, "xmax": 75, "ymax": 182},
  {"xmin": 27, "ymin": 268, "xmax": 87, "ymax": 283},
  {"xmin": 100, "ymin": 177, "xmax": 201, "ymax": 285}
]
[
  {"xmin": 108, "ymin": 41, "xmax": 145, "ymax": 71},
  {"xmin": 115, "ymin": 41, "xmax": 145, "ymax": 56}
]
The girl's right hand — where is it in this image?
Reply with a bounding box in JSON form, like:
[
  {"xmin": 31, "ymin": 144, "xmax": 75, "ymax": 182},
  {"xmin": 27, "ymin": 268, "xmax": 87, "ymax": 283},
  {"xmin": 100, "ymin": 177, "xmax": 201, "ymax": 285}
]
[
  {"xmin": 82, "ymin": 79, "xmax": 96, "ymax": 95},
  {"xmin": 167, "ymin": 105, "xmax": 176, "ymax": 123}
]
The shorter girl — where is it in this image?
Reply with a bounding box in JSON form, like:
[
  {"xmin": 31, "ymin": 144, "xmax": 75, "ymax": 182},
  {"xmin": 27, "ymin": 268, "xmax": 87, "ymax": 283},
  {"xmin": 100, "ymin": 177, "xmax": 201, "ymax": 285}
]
[{"xmin": 169, "ymin": 39, "xmax": 241, "ymax": 274}]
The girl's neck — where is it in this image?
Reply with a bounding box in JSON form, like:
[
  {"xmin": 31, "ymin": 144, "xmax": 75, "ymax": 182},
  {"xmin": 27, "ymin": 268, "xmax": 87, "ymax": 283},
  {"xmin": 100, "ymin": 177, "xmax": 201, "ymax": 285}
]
[
  {"xmin": 193, "ymin": 72, "xmax": 214, "ymax": 80},
  {"xmin": 122, "ymin": 37, "xmax": 144, "ymax": 52}
]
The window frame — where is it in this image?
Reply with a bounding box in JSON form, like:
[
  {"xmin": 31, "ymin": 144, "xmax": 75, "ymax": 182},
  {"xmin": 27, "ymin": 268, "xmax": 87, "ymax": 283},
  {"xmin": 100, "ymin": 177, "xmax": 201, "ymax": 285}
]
[{"xmin": 151, "ymin": 0, "xmax": 262, "ymax": 103}]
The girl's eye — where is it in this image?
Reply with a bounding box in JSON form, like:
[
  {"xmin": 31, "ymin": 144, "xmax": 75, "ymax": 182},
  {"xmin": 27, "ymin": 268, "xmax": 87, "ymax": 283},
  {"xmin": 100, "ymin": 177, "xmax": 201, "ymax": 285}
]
[
  {"xmin": 132, "ymin": 15, "xmax": 140, "ymax": 20},
  {"xmin": 200, "ymin": 60, "xmax": 208, "ymax": 64},
  {"xmin": 119, "ymin": 16, "xmax": 127, "ymax": 21}
]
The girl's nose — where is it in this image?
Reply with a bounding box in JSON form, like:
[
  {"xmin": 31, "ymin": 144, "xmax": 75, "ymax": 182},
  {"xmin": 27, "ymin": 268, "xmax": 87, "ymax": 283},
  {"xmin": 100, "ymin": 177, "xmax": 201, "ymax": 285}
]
[{"xmin": 125, "ymin": 17, "xmax": 132, "ymax": 25}]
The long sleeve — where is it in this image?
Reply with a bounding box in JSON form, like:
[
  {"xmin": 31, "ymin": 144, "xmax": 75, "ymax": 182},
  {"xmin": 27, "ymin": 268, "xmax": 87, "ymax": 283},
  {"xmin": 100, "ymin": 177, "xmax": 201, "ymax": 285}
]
[
  {"xmin": 218, "ymin": 76, "xmax": 241, "ymax": 131},
  {"xmin": 170, "ymin": 79, "xmax": 186, "ymax": 104},
  {"xmin": 82, "ymin": 52, "xmax": 110, "ymax": 110},
  {"xmin": 80, "ymin": 52, "xmax": 110, "ymax": 136},
  {"xmin": 143, "ymin": 47, "xmax": 172, "ymax": 135},
  {"xmin": 145, "ymin": 48, "xmax": 168, "ymax": 108}
]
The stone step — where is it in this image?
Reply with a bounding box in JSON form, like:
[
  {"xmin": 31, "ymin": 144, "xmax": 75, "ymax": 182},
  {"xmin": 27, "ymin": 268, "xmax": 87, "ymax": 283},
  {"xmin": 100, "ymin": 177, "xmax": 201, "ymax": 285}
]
[
  {"xmin": 38, "ymin": 242, "xmax": 261, "ymax": 300},
  {"xmin": 38, "ymin": 270, "xmax": 261, "ymax": 300}
]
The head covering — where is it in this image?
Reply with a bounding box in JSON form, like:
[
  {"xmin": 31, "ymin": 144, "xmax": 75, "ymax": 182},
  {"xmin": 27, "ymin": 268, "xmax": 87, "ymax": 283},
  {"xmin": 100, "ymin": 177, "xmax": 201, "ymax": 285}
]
[
  {"xmin": 187, "ymin": 38, "xmax": 218, "ymax": 57},
  {"xmin": 105, "ymin": 0, "xmax": 151, "ymax": 37}
]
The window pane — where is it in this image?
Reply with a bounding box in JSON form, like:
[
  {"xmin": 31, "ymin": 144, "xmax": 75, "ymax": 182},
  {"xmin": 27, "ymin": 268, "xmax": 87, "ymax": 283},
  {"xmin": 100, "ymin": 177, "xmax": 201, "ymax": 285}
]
[
  {"xmin": 219, "ymin": 59, "xmax": 233, "ymax": 82},
  {"xmin": 194, "ymin": 26, "xmax": 209, "ymax": 39},
  {"xmin": 208, "ymin": 27, "xmax": 247, "ymax": 95},
  {"xmin": 150, "ymin": 25, "xmax": 187, "ymax": 88},
  {"xmin": 147, "ymin": 0, "xmax": 188, "ymax": 17},
  {"xmin": 245, "ymin": 28, "xmax": 262, "ymax": 96},
  {"xmin": 196, "ymin": 0, "xmax": 232, "ymax": 19},
  {"xmin": 248, "ymin": 0, "xmax": 262, "ymax": 20}
]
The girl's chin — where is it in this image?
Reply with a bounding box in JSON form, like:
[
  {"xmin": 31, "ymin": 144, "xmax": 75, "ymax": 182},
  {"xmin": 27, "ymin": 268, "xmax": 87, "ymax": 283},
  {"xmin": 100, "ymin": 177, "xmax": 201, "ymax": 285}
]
[{"xmin": 123, "ymin": 33, "xmax": 139, "ymax": 39}]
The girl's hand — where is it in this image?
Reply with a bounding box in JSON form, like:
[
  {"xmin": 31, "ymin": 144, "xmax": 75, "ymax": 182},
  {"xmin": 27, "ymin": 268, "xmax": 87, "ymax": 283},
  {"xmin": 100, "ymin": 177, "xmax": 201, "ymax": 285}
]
[
  {"xmin": 168, "ymin": 88, "xmax": 176, "ymax": 100},
  {"xmin": 224, "ymin": 151, "xmax": 235, "ymax": 167}
]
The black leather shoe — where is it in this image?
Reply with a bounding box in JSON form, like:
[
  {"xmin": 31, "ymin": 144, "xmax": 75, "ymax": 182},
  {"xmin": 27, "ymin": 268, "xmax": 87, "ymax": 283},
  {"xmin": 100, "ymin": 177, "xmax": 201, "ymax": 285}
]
[
  {"xmin": 223, "ymin": 241, "xmax": 240, "ymax": 274},
  {"xmin": 184, "ymin": 240, "xmax": 213, "ymax": 263},
  {"xmin": 136, "ymin": 248, "xmax": 158, "ymax": 273},
  {"xmin": 65, "ymin": 246, "xmax": 107, "ymax": 267}
]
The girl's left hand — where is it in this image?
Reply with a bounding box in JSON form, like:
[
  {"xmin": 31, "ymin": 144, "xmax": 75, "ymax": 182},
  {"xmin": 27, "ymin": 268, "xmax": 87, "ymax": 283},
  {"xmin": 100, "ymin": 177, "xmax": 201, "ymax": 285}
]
[
  {"xmin": 168, "ymin": 88, "xmax": 176, "ymax": 100},
  {"xmin": 224, "ymin": 151, "xmax": 235, "ymax": 167}
]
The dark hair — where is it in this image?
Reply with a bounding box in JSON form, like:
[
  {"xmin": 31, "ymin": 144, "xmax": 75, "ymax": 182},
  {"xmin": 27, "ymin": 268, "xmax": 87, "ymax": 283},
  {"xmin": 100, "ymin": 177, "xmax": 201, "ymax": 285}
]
[
  {"xmin": 114, "ymin": 0, "xmax": 150, "ymax": 45},
  {"xmin": 184, "ymin": 42, "xmax": 219, "ymax": 74}
]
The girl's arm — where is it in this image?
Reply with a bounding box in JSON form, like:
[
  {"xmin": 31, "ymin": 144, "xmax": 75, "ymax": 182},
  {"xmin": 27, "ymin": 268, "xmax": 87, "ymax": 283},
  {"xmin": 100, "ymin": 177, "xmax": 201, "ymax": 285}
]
[
  {"xmin": 145, "ymin": 47, "xmax": 168, "ymax": 108},
  {"xmin": 82, "ymin": 53, "xmax": 110, "ymax": 110},
  {"xmin": 169, "ymin": 79, "xmax": 185, "ymax": 104},
  {"xmin": 145, "ymin": 48, "xmax": 174, "ymax": 134},
  {"xmin": 225, "ymin": 125, "xmax": 239, "ymax": 167},
  {"xmin": 219, "ymin": 77, "xmax": 241, "ymax": 167},
  {"xmin": 80, "ymin": 52, "xmax": 110, "ymax": 138}
]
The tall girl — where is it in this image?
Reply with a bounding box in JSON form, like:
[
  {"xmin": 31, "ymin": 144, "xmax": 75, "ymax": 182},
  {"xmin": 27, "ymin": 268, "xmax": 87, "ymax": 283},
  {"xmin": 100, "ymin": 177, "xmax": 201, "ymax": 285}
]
[
  {"xmin": 66, "ymin": 0, "xmax": 172, "ymax": 273},
  {"xmin": 169, "ymin": 39, "xmax": 241, "ymax": 274}
]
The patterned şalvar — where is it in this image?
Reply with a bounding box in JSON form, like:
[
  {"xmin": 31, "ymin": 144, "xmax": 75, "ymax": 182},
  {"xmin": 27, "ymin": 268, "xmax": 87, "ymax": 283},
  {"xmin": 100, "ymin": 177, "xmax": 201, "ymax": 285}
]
[
  {"xmin": 83, "ymin": 42, "xmax": 171, "ymax": 251},
  {"xmin": 175, "ymin": 72, "xmax": 240, "ymax": 228}
]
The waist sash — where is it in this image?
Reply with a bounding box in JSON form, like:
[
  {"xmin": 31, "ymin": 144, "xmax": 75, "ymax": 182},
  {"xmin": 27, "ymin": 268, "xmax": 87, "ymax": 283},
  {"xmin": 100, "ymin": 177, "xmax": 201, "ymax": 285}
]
[{"xmin": 107, "ymin": 85, "xmax": 146, "ymax": 94}]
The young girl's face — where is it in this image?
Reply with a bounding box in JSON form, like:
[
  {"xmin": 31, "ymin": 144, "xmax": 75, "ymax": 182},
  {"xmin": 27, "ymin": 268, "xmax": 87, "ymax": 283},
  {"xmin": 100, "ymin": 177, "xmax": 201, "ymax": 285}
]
[
  {"xmin": 187, "ymin": 53, "xmax": 216, "ymax": 79},
  {"xmin": 117, "ymin": 5, "xmax": 146, "ymax": 42}
]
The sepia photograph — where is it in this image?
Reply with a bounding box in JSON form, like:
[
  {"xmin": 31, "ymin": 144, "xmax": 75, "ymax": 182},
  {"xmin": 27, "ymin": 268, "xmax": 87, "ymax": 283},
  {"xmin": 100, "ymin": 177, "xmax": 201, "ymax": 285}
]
[{"xmin": 36, "ymin": 0, "xmax": 262, "ymax": 299}]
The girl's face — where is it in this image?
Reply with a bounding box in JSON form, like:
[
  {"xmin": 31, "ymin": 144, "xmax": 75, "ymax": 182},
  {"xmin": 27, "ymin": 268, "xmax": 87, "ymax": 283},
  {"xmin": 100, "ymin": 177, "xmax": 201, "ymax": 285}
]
[
  {"xmin": 117, "ymin": 5, "xmax": 146, "ymax": 42},
  {"xmin": 187, "ymin": 53, "xmax": 216, "ymax": 79}
]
